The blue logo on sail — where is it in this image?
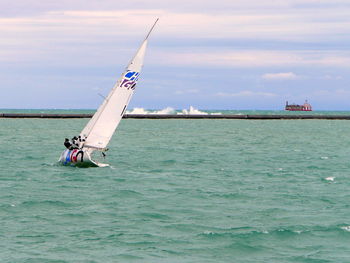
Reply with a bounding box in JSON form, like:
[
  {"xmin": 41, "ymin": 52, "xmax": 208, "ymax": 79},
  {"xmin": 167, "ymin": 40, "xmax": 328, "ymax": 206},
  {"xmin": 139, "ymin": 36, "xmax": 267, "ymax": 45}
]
[{"xmin": 120, "ymin": 71, "xmax": 139, "ymax": 90}]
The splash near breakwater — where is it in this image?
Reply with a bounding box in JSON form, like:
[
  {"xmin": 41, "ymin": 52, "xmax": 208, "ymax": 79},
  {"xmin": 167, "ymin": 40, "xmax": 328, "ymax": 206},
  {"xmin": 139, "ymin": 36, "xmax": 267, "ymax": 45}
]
[{"xmin": 1, "ymin": 107, "xmax": 350, "ymax": 119}]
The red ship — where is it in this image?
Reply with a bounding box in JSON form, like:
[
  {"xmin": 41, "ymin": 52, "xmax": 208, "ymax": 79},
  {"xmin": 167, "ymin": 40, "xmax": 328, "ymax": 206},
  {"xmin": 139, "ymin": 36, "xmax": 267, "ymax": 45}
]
[{"xmin": 285, "ymin": 100, "xmax": 312, "ymax": 111}]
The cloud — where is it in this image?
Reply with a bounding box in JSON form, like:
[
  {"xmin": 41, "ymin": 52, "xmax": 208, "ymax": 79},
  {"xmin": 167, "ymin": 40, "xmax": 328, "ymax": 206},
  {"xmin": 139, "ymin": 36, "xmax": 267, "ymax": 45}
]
[
  {"xmin": 314, "ymin": 88, "xmax": 350, "ymax": 96},
  {"xmin": 321, "ymin": 74, "xmax": 343, "ymax": 80},
  {"xmin": 174, "ymin": 89, "xmax": 199, "ymax": 95},
  {"xmin": 216, "ymin": 91, "xmax": 277, "ymax": 97},
  {"xmin": 42, "ymin": 9, "xmax": 350, "ymax": 41},
  {"xmin": 2, "ymin": 0, "xmax": 350, "ymax": 16},
  {"xmin": 1, "ymin": 5, "xmax": 350, "ymax": 45},
  {"xmin": 0, "ymin": 1, "xmax": 349, "ymax": 109},
  {"xmin": 152, "ymin": 50, "xmax": 350, "ymax": 68},
  {"xmin": 0, "ymin": 8, "xmax": 349, "ymax": 70},
  {"xmin": 262, "ymin": 72, "xmax": 299, "ymax": 80}
]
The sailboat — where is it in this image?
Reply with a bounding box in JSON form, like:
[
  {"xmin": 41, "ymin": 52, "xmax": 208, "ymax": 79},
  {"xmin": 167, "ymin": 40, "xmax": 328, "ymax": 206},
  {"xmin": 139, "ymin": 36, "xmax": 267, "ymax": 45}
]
[{"xmin": 59, "ymin": 19, "xmax": 159, "ymax": 167}]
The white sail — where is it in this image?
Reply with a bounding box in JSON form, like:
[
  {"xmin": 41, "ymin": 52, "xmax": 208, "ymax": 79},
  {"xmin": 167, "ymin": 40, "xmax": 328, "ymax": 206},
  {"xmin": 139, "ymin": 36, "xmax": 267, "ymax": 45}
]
[{"xmin": 80, "ymin": 19, "xmax": 158, "ymax": 151}]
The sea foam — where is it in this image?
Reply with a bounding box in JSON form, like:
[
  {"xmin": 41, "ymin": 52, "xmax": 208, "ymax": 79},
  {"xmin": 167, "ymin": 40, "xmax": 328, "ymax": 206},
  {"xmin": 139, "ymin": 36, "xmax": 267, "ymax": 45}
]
[
  {"xmin": 341, "ymin": 226, "xmax": 350, "ymax": 232},
  {"xmin": 126, "ymin": 106, "xmax": 221, "ymax": 115},
  {"xmin": 325, "ymin": 177, "xmax": 335, "ymax": 181}
]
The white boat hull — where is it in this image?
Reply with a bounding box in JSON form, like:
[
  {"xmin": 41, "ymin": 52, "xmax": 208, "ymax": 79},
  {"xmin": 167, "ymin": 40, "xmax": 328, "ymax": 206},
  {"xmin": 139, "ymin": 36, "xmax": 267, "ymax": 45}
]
[{"xmin": 59, "ymin": 149, "xmax": 108, "ymax": 167}]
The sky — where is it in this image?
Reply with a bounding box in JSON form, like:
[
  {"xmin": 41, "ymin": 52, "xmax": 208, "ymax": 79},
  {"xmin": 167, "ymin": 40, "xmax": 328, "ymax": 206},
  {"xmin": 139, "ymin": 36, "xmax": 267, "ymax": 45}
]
[{"xmin": 1, "ymin": 0, "xmax": 350, "ymax": 110}]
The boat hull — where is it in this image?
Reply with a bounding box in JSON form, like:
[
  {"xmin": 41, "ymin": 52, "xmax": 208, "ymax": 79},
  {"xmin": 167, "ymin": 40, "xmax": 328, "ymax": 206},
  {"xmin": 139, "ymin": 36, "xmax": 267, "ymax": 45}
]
[{"xmin": 59, "ymin": 149, "xmax": 108, "ymax": 167}]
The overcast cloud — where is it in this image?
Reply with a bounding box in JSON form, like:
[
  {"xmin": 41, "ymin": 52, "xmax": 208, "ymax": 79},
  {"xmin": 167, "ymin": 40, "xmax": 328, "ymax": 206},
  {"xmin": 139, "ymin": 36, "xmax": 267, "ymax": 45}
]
[{"xmin": 0, "ymin": 0, "xmax": 349, "ymax": 110}]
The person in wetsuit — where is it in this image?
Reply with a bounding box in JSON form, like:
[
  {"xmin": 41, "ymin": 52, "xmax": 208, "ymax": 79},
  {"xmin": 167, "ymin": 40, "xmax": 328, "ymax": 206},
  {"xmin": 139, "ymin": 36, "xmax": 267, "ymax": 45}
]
[
  {"xmin": 72, "ymin": 136, "xmax": 78, "ymax": 145},
  {"xmin": 64, "ymin": 138, "xmax": 72, "ymax": 149},
  {"xmin": 71, "ymin": 136, "xmax": 79, "ymax": 149}
]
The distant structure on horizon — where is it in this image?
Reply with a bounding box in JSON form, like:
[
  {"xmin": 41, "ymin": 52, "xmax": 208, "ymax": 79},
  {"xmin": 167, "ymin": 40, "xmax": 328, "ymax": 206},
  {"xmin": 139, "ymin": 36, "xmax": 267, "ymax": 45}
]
[{"xmin": 285, "ymin": 100, "xmax": 312, "ymax": 111}]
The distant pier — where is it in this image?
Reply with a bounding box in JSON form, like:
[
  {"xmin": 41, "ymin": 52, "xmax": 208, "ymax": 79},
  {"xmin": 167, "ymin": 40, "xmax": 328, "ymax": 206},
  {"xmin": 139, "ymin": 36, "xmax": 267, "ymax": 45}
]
[{"xmin": 1, "ymin": 113, "xmax": 350, "ymax": 120}]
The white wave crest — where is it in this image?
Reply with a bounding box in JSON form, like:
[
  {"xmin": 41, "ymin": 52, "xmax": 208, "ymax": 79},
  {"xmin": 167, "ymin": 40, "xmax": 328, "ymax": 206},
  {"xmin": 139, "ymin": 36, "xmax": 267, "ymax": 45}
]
[
  {"xmin": 127, "ymin": 106, "xmax": 222, "ymax": 115},
  {"xmin": 341, "ymin": 226, "xmax": 350, "ymax": 232},
  {"xmin": 127, "ymin": 107, "xmax": 149, "ymax": 114},
  {"xmin": 325, "ymin": 177, "xmax": 335, "ymax": 181},
  {"xmin": 151, "ymin": 107, "xmax": 176, "ymax": 115},
  {"xmin": 126, "ymin": 107, "xmax": 175, "ymax": 115},
  {"xmin": 178, "ymin": 106, "xmax": 208, "ymax": 115}
]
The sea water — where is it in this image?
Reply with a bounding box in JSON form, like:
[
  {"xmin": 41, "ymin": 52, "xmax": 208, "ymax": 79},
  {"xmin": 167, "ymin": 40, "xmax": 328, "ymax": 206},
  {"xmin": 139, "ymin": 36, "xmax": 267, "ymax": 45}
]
[{"xmin": 1, "ymin": 111, "xmax": 350, "ymax": 262}]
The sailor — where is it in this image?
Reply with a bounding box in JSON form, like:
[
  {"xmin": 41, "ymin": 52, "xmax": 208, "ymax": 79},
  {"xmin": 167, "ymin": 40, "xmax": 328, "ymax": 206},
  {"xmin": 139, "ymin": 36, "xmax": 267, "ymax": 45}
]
[
  {"xmin": 71, "ymin": 136, "xmax": 79, "ymax": 149},
  {"xmin": 64, "ymin": 138, "xmax": 72, "ymax": 149},
  {"xmin": 72, "ymin": 136, "xmax": 78, "ymax": 145}
]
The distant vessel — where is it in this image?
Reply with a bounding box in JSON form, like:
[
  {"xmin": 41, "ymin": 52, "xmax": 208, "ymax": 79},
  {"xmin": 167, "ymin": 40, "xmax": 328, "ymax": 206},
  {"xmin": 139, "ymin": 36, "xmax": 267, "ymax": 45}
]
[
  {"xmin": 59, "ymin": 19, "xmax": 158, "ymax": 167},
  {"xmin": 285, "ymin": 100, "xmax": 312, "ymax": 111}
]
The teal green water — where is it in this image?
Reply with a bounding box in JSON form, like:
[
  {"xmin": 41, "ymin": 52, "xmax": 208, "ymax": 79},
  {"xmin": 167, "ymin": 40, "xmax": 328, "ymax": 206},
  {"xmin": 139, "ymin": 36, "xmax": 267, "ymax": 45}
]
[{"xmin": 1, "ymin": 114, "xmax": 350, "ymax": 262}]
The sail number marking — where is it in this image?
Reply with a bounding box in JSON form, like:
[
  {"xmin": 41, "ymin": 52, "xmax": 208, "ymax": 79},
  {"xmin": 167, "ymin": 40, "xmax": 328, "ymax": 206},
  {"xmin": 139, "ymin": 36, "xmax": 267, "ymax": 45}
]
[{"xmin": 119, "ymin": 71, "xmax": 139, "ymax": 90}]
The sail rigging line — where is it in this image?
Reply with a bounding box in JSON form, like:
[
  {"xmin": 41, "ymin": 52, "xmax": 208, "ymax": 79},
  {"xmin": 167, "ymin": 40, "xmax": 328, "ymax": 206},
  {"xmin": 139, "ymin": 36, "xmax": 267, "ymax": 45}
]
[
  {"xmin": 98, "ymin": 93, "xmax": 107, "ymax": 100},
  {"xmin": 83, "ymin": 144, "xmax": 107, "ymax": 151}
]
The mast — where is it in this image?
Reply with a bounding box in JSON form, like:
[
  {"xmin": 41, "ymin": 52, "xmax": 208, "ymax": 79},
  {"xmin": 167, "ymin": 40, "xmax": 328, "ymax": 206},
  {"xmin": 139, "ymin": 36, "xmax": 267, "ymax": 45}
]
[{"xmin": 145, "ymin": 18, "xmax": 159, "ymax": 40}]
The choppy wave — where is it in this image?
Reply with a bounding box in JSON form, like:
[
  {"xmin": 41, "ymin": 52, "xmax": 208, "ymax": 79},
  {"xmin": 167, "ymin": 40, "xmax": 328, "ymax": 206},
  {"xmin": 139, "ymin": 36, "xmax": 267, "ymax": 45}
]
[
  {"xmin": 2, "ymin": 116, "xmax": 350, "ymax": 262},
  {"xmin": 126, "ymin": 106, "xmax": 222, "ymax": 115},
  {"xmin": 199, "ymin": 224, "xmax": 350, "ymax": 238},
  {"xmin": 341, "ymin": 226, "xmax": 350, "ymax": 232},
  {"xmin": 325, "ymin": 176, "xmax": 335, "ymax": 181}
]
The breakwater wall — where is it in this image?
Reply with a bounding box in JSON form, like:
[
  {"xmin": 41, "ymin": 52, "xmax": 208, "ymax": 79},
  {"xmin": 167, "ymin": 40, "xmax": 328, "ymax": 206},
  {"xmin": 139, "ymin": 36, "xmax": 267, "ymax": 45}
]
[{"xmin": 1, "ymin": 113, "xmax": 350, "ymax": 120}]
